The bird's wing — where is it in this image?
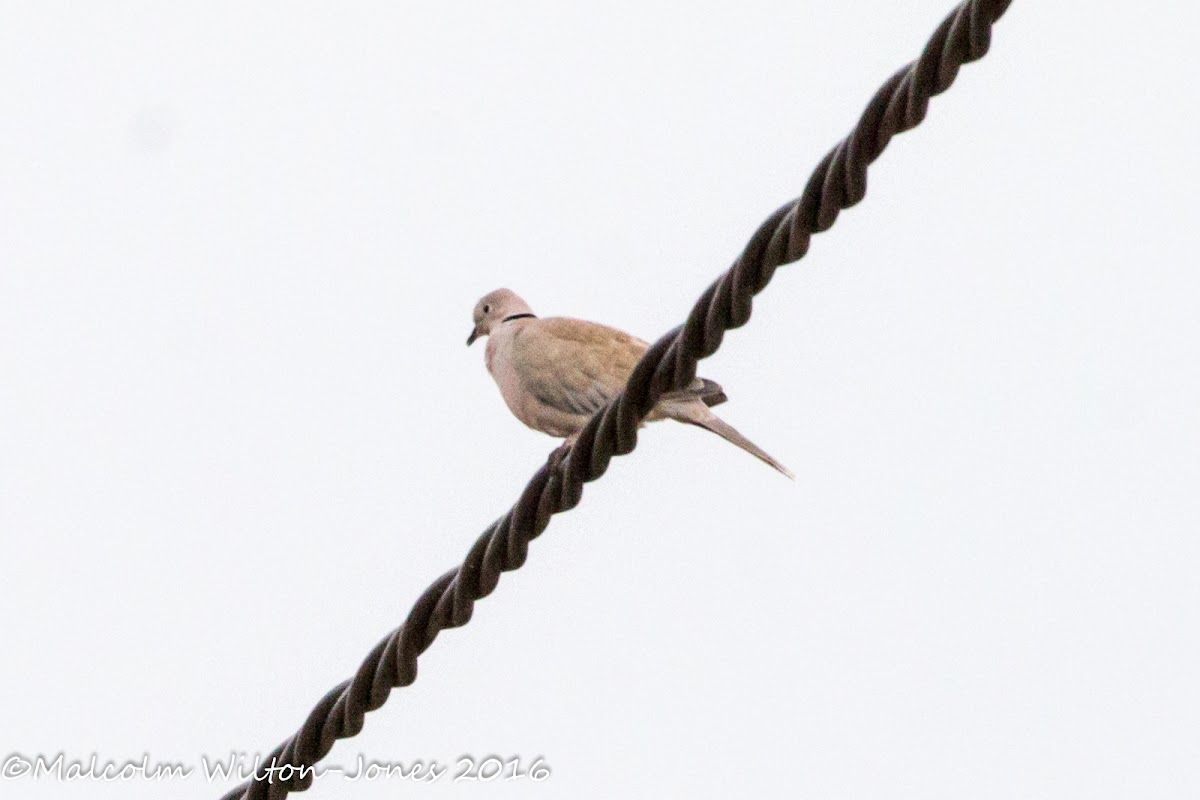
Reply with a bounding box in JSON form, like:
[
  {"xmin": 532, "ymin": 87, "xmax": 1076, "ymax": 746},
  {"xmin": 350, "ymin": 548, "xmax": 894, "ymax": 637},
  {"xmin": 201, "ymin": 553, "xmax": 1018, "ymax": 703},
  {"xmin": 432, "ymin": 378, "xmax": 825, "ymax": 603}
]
[{"xmin": 511, "ymin": 317, "xmax": 649, "ymax": 418}]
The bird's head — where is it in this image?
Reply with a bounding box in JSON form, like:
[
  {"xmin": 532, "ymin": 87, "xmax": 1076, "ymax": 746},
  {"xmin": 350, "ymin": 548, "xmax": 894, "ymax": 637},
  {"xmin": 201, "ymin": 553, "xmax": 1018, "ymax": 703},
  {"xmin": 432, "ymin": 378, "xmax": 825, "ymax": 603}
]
[{"xmin": 467, "ymin": 288, "xmax": 534, "ymax": 345}]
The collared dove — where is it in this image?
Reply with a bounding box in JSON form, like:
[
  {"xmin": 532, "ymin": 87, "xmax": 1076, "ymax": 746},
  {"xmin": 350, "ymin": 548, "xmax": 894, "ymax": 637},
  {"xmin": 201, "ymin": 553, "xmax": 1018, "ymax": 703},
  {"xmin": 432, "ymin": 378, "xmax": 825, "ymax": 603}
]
[{"xmin": 467, "ymin": 288, "xmax": 793, "ymax": 479}]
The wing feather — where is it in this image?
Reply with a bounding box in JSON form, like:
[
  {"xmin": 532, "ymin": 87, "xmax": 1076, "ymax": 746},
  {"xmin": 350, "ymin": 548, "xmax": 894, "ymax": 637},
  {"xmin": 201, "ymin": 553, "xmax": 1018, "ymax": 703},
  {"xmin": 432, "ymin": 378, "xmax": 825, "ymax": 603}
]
[{"xmin": 512, "ymin": 317, "xmax": 648, "ymax": 419}]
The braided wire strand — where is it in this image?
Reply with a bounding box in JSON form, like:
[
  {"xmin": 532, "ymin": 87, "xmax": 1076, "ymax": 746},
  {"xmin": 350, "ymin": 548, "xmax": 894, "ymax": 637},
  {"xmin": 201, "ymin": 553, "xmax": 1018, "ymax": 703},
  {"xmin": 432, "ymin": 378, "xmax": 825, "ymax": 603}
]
[{"xmin": 220, "ymin": 1, "xmax": 1013, "ymax": 796}]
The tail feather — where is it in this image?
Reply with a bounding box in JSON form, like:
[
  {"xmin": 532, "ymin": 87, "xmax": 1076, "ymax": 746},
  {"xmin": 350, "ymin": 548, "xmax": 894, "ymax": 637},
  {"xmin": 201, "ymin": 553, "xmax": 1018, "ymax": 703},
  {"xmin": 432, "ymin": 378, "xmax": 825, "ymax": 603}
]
[
  {"xmin": 697, "ymin": 378, "xmax": 728, "ymax": 408},
  {"xmin": 665, "ymin": 402, "xmax": 793, "ymax": 480},
  {"xmin": 665, "ymin": 377, "xmax": 727, "ymax": 408}
]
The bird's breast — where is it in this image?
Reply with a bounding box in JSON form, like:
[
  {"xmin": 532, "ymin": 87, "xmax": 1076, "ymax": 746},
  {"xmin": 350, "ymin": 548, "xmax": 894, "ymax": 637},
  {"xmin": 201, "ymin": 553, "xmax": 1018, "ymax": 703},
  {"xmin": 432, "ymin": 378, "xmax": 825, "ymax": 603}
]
[{"xmin": 485, "ymin": 331, "xmax": 533, "ymax": 422}]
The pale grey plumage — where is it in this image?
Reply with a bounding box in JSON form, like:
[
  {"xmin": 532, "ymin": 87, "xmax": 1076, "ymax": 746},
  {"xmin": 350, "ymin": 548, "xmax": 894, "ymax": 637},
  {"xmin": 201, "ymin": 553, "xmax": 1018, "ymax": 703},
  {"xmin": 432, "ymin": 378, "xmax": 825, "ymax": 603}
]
[{"xmin": 467, "ymin": 288, "xmax": 792, "ymax": 479}]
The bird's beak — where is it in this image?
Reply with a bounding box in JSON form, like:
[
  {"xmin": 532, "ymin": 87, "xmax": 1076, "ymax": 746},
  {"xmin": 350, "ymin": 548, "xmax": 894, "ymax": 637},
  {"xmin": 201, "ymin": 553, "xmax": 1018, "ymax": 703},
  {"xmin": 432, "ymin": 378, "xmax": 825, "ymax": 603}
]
[{"xmin": 466, "ymin": 327, "xmax": 479, "ymax": 346}]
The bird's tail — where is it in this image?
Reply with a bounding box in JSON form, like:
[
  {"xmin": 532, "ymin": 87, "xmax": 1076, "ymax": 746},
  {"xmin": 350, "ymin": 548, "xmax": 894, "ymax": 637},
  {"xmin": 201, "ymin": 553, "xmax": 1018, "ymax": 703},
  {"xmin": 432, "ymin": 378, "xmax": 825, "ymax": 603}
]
[{"xmin": 665, "ymin": 401, "xmax": 794, "ymax": 480}]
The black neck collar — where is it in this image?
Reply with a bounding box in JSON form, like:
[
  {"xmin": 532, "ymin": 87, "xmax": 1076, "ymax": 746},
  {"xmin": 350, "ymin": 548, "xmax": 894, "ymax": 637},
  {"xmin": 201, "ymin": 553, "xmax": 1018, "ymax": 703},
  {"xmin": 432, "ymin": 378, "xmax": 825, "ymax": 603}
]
[{"xmin": 502, "ymin": 313, "xmax": 537, "ymax": 323}]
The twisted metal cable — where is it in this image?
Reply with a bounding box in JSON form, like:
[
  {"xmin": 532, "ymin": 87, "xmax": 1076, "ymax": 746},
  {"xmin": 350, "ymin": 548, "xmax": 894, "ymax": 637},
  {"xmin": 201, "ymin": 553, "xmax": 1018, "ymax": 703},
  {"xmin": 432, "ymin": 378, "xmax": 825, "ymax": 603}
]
[{"xmin": 220, "ymin": 1, "xmax": 1013, "ymax": 797}]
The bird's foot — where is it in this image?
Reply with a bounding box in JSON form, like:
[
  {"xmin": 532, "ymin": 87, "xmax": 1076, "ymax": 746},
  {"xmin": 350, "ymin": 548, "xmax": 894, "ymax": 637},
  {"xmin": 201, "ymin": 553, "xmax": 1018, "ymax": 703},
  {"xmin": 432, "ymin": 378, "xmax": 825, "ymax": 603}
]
[{"xmin": 548, "ymin": 437, "xmax": 576, "ymax": 473}]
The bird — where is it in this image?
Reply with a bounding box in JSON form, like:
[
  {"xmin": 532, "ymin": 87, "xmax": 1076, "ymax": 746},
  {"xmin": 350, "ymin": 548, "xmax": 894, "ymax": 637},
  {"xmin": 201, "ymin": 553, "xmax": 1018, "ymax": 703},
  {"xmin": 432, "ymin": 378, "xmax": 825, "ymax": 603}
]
[{"xmin": 467, "ymin": 288, "xmax": 793, "ymax": 479}]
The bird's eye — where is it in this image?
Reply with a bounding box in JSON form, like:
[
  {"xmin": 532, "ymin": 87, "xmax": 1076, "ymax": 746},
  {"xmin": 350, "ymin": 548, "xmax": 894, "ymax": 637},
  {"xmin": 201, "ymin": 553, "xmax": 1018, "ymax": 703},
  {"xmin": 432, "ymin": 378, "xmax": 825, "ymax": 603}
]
[{"xmin": 482, "ymin": 304, "xmax": 491, "ymax": 314}]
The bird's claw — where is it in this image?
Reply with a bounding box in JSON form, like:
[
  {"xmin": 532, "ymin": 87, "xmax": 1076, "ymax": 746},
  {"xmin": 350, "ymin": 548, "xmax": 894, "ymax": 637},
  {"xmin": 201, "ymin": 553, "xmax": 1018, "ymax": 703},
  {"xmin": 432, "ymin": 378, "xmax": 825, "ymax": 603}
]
[{"xmin": 548, "ymin": 439, "xmax": 574, "ymax": 473}]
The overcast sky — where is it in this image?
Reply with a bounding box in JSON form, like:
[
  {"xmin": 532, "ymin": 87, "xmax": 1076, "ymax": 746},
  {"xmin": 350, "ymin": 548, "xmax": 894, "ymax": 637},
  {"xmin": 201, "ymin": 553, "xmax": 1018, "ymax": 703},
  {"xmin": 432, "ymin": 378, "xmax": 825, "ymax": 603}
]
[{"xmin": 3, "ymin": 2, "xmax": 1198, "ymax": 798}]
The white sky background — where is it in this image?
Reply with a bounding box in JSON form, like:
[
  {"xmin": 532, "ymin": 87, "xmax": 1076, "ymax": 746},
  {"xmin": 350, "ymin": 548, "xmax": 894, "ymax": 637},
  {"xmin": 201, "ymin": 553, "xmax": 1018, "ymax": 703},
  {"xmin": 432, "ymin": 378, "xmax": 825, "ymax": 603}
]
[{"xmin": 2, "ymin": 2, "xmax": 1198, "ymax": 798}]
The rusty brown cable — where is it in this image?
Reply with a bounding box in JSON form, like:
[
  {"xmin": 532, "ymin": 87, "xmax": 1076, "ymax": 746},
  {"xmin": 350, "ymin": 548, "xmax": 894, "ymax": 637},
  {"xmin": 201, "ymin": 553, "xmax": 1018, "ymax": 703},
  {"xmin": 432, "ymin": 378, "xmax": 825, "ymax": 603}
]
[{"xmin": 219, "ymin": 1, "xmax": 1014, "ymax": 797}]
